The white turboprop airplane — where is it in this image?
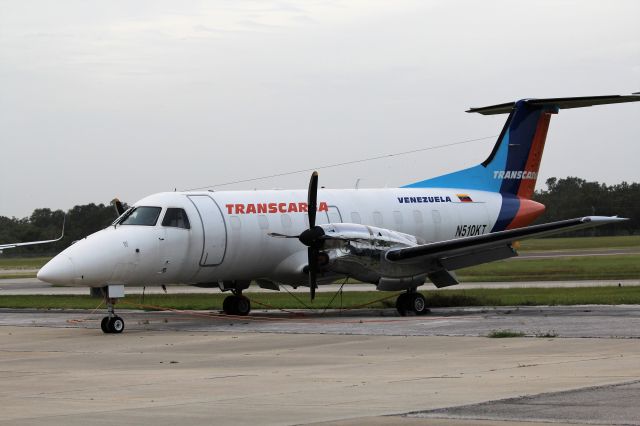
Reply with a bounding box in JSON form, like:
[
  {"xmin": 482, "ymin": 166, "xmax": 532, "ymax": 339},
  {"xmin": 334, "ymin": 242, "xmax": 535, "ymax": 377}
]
[
  {"xmin": 0, "ymin": 216, "xmax": 65, "ymax": 252},
  {"xmin": 37, "ymin": 94, "xmax": 639, "ymax": 333}
]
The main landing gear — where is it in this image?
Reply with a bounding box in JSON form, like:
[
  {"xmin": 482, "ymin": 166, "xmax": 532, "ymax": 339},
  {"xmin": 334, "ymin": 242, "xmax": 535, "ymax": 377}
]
[
  {"xmin": 222, "ymin": 290, "xmax": 251, "ymax": 316},
  {"xmin": 395, "ymin": 290, "xmax": 429, "ymax": 316},
  {"xmin": 100, "ymin": 285, "xmax": 125, "ymax": 333}
]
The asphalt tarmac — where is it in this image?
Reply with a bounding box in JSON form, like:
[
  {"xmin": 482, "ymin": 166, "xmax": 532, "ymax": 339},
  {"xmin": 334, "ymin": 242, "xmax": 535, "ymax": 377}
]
[{"xmin": 1, "ymin": 305, "xmax": 640, "ymax": 425}]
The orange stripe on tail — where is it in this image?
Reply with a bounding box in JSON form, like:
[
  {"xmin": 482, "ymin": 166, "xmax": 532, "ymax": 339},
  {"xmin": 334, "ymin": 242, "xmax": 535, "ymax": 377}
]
[{"xmin": 517, "ymin": 112, "xmax": 552, "ymax": 199}]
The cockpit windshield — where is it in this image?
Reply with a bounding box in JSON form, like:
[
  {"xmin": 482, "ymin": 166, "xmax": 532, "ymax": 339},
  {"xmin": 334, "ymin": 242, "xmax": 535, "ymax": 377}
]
[{"xmin": 119, "ymin": 206, "xmax": 162, "ymax": 226}]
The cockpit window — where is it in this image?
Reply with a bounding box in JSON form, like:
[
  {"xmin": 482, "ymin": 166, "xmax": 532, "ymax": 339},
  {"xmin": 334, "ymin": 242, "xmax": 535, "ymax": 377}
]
[
  {"xmin": 120, "ymin": 207, "xmax": 162, "ymax": 226},
  {"xmin": 162, "ymin": 208, "xmax": 191, "ymax": 229},
  {"xmin": 112, "ymin": 207, "xmax": 134, "ymax": 226}
]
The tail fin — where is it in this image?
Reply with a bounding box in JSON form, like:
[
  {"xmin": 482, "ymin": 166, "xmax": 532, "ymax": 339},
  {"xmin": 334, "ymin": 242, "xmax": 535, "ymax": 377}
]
[{"xmin": 404, "ymin": 94, "xmax": 640, "ymax": 199}]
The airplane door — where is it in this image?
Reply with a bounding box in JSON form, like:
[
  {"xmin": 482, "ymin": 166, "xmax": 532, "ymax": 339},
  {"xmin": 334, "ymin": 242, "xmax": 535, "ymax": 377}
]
[
  {"xmin": 188, "ymin": 195, "xmax": 227, "ymax": 266},
  {"xmin": 157, "ymin": 226, "xmax": 189, "ymax": 279}
]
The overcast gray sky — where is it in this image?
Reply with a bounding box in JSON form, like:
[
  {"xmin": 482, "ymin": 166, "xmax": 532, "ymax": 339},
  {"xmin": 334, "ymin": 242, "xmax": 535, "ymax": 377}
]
[{"xmin": 1, "ymin": 0, "xmax": 638, "ymax": 218}]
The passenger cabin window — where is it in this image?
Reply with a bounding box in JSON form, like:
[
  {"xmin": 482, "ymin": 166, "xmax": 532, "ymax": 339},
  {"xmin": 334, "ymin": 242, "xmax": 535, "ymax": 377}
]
[
  {"xmin": 413, "ymin": 210, "xmax": 423, "ymax": 225},
  {"xmin": 373, "ymin": 211, "xmax": 383, "ymax": 227},
  {"xmin": 431, "ymin": 210, "xmax": 442, "ymax": 224},
  {"xmin": 162, "ymin": 208, "xmax": 191, "ymax": 229},
  {"xmin": 393, "ymin": 211, "xmax": 403, "ymax": 225},
  {"xmin": 281, "ymin": 214, "xmax": 292, "ymax": 229},
  {"xmin": 257, "ymin": 215, "xmax": 269, "ymax": 230},
  {"xmin": 120, "ymin": 207, "xmax": 162, "ymax": 226}
]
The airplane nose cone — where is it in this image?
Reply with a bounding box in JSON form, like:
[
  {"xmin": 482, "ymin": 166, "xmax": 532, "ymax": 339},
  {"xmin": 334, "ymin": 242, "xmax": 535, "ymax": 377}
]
[{"xmin": 37, "ymin": 256, "xmax": 75, "ymax": 285}]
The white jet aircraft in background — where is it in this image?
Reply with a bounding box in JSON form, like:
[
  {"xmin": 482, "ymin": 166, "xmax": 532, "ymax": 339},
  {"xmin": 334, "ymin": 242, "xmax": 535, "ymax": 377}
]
[
  {"xmin": 37, "ymin": 94, "xmax": 639, "ymax": 333},
  {"xmin": 0, "ymin": 217, "xmax": 65, "ymax": 252}
]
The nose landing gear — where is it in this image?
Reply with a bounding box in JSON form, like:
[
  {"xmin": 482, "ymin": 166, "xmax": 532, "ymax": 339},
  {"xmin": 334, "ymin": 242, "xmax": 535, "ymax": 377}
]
[
  {"xmin": 101, "ymin": 302, "xmax": 125, "ymax": 334},
  {"xmin": 99, "ymin": 285, "xmax": 126, "ymax": 333},
  {"xmin": 396, "ymin": 290, "xmax": 429, "ymax": 316}
]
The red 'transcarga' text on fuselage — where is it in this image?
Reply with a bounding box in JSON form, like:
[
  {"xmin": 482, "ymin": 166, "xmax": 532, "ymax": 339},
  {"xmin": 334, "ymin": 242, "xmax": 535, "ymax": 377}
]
[{"xmin": 225, "ymin": 202, "xmax": 329, "ymax": 215}]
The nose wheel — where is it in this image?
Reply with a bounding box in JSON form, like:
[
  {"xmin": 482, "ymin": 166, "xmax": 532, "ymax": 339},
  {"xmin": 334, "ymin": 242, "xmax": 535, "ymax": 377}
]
[
  {"xmin": 100, "ymin": 285, "xmax": 126, "ymax": 334},
  {"xmin": 396, "ymin": 291, "xmax": 429, "ymax": 316},
  {"xmin": 101, "ymin": 315, "xmax": 125, "ymax": 334}
]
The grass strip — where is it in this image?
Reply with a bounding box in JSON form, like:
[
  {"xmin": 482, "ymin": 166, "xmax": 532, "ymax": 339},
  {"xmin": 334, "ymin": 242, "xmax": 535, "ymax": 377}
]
[
  {"xmin": 517, "ymin": 235, "xmax": 640, "ymax": 251},
  {"xmin": 457, "ymin": 254, "xmax": 640, "ymax": 282},
  {"xmin": 487, "ymin": 330, "xmax": 526, "ymax": 338},
  {"xmin": 2, "ymin": 286, "xmax": 640, "ymax": 310},
  {"xmin": 0, "ymin": 273, "xmax": 38, "ymax": 279},
  {"xmin": 0, "ymin": 257, "xmax": 51, "ymax": 270}
]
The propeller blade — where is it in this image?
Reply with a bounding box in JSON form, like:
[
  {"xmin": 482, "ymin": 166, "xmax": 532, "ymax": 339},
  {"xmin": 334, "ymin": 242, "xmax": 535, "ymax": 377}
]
[
  {"xmin": 307, "ymin": 171, "xmax": 318, "ymax": 229},
  {"xmin": 267, "ymin": 232, "xmax": 299, "ymax": 238},
  {"xmin": 273, "ymin": 171, "xmax": 322, "ymax": 301},
  {"xmin": 308, "ymin": 247, "xmax": 318, "ymax": 301}
]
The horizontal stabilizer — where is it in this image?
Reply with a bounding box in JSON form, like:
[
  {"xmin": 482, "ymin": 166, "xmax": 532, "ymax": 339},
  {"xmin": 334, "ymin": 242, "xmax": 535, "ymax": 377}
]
[{"xmin": 467, "ymin": 94, "xmax": 640, "ymax": 115}]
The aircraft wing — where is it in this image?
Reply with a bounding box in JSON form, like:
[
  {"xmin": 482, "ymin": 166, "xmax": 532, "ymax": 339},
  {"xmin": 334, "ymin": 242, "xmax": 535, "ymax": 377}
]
[
  {"xmin": 385, "ymin": 216, "xmax": 625, "ymax": 287},
  {"xmin": 0, "ymin": 216, "xmax": 65, "ymax": 250}
]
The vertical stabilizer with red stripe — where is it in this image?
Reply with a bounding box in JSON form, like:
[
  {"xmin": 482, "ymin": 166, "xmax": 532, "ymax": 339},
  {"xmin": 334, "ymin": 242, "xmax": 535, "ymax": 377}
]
[{"xmin": 403, "ymin": 94, "xmax": 640, "ymax": 231}]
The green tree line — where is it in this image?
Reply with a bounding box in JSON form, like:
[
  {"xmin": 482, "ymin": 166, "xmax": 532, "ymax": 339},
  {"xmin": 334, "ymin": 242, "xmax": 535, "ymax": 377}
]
[
  {"xmin": 533, "ymin": 177, "xmax": 640, "ymax": 236},
  {"xmin": 0, "ymin": 177, "xmax": 638, "ymax": 256},
  {"xmin": 0, "ymin": 202, "xmax": 123, "ymax": 256}
]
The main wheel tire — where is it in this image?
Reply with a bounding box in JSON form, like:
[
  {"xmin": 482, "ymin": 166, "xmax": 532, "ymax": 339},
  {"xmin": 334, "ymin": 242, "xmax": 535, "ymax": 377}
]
[
  {"xmin": 410, "ymin": 293, "xmax": 429, "ymax": 315},
  {"xmin": 108, "ymin": 316, "xmax": 125, "ymax": 334},
  {"xmin": 223, "ymin": 296, "xmax": 236, "ymax": 315},
  {"xmin": 395, "ymin": 293, "xmax": 409, "ymax": 316},
  {"xmin": 101, "ymin": 317, "xmax": 111, "ymax": 334},
  {"xmin": 235, "ymin": 296, "xmax": 251, "ymax": 316}
]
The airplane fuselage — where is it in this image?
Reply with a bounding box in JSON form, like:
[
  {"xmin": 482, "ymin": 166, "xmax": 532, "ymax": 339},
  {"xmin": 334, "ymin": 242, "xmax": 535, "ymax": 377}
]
[
  {"xmin": 51, "ymin": 187, "xmax": 528, "ymax": 288},
  {"xmin": 36, "ymin": 93, "xmax": 639, "ymax": 331}
]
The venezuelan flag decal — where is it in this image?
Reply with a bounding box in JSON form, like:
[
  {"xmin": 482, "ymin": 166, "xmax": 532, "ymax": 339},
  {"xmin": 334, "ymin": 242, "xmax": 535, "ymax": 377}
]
[{"xmin": 457, "ymin": 194, "xmax": 473, "ymax": 202}]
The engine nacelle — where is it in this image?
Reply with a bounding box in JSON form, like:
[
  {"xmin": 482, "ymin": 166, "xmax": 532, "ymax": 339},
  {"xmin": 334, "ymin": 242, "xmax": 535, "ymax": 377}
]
[
  {"xmin": 320, "ymin": 223, "xmax": 422, "ymax": 248},
  {"xmin": 318, "ymin": 223, "xmax": 427, "ymax": 284}
]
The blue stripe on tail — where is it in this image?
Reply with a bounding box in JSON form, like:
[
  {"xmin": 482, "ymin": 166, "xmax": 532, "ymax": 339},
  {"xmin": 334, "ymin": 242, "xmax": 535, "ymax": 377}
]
[{"xmin": 403, "ymin": 100, "xmax": 556, "ymax": 196}]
